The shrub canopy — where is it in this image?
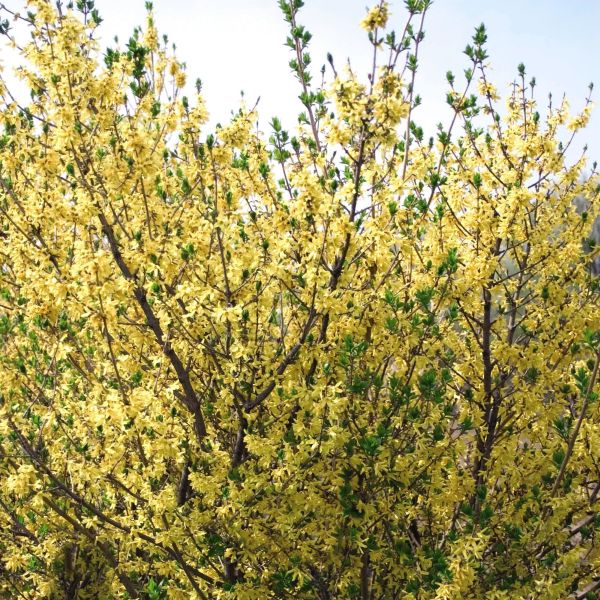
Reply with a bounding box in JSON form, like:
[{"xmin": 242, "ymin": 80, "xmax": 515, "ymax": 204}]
[{"xmin": 0, "ymin": 1, "xmax": 599, "ymax": 598}]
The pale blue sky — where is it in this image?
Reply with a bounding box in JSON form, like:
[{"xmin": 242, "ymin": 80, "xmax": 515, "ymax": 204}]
[{"xmin": 3, "ymin": 0, "xmax": 600, "ymax": 163}]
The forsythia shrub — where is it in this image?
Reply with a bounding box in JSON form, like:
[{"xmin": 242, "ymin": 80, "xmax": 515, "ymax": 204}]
[{"xmin": 0, "ymin": 0, "xmax": 599, "ymax": 598}]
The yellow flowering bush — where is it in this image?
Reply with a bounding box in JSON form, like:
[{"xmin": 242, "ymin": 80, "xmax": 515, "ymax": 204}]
[{"xmin": 0, "ymin": 0, "xmax": 599, "ymax": 598}]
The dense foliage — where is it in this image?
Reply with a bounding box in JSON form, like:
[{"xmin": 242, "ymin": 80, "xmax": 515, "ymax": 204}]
[{"xmin": 0, "ymin": 0, "xmax": 599, "ymax": 598}]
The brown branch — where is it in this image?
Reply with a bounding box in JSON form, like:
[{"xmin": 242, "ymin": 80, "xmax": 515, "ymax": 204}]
[{"xmin": 96, "ymin": 210, "xmax": 207, "ymax": 444}]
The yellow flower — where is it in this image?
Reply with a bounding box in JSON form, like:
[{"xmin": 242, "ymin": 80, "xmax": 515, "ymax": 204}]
[
  {"xmin": 175, "ymin": 70, "xmax": 186, "ymax": 88},
  {"xmin": 360, "ymin": 2, "xmax": 390, "ymax": 32}
]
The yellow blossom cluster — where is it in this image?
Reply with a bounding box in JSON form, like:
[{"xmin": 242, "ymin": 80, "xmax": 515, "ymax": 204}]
[{"xmin": 0, "ymin": 1, "xmax": 599, "ymax": 599}]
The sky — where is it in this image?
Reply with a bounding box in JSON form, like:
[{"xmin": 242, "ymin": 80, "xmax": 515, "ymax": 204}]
[{"xmin": 2, "ymin": 0, "xmax": 600, "ymax": 164}]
